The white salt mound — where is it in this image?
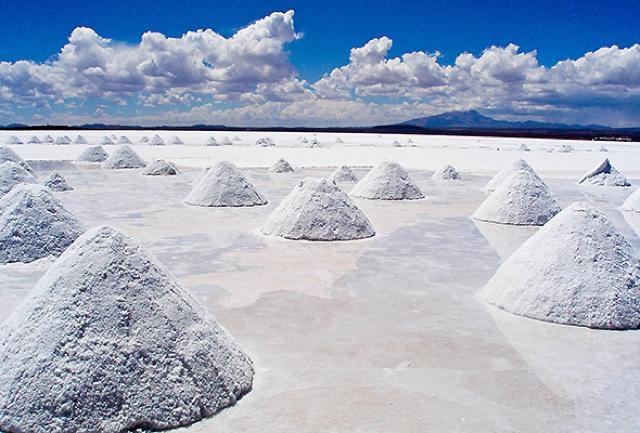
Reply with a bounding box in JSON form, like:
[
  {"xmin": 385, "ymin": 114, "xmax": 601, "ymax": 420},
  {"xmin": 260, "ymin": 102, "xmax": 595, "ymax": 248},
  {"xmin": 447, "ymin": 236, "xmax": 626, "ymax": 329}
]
[
  {"xmin": 270, "ymin": 158, "xmax": 294, "ymax": 173},
  {"xmin": 206, "ymin": 137, "xmax": 219, "ymax": 146},
  {"xmin": 76, "ymin": 145, "xmax": 108, "ymax": 163},
  {"xmin": 118, "ymin": 135, "xmax": 132, "ymax": 144},
  {"xmin": 407, "ymin": 138, "xmax": 414, "ymax": 144},
  {"xmin": 298, "ymin": 136, "xmax": 308, "ymax": 144},
  {"xmin": 484, "ymin": 159, "xmax": 543, "ymax": 192},
  {"xmin": 391, "ymin": 140, "xmax": 401, "ymax": 147},
  {"xmin": 0, "ymin": 225, "xmax": 253, "ymax": 433},
  {"xmin": 329, "ymin": 165, "xmax": 358, "ymax": 183},
  {"xmin": 432, "ymin": 164, "xmax": 462, "ymax": 181},
  {"xmin": 170, "ymin": 136, "xmax": 183, "ymax": 145},
  {"xmin": 335, "ymin": 137, "xmax": 344, "ymax": 143},
  {"xmin": 517, "ymin": 143, "xmax": 530, "ymax": 151},
  {"xmin": 350, "ymin": 161, "xmax": 424, "ymax": 200},
  {"xmin": 578, "ymin": 158, "xmax": 630, "ymax": 186},
  {"xmin": 74, "ymin": 135, "xmax": 88, "ymax": 144},
  {"xmin": 100, "ymin": 136, "xmax": 114, "ymax": 145},
  {"xmin": 139, "ymin": 135, "xmax": 149, "ymax": 143},
  {"xmin": 0, "ymin": 184, "xmax": 84, "ymax": 263},
  {"xmin": 308, "ymin": 137, "xmax": 320, "ymax": 147},
  {"xmin": 473, "ymin": 169, "xmax": 560, "ymax": 225},
  {"xmin": 185, "ymin": 161, "xmax": 267, "ymax": 207},
  {"xmin": 598, "ymin": 145, "xmax": 608, "ymax": 152},
  {"xmin": 0, "ymin": 146, "xmax": 32, "ymax": 173},
  {"xmin": 150, "ymin": 135, "xmax": 165, "ymax": 146},
  {"xmin": 54, "ymin": 136, "xmax": 71, "ymax": 145},
  {"xmin": 42, "ymin": 135, "xmax": 54, "ymax": 143},
  {"xmin": 232, "ymin": 135, "xmax": 242, "ymax": 142},
  {"xmin": 256, "ymin": 137, "xmax": 274, "ymax": 147},
  {"xmin": 143, "ymin": 160, "xmax": 180, "ymax": 176},
  {"xmin": 6, "ymin": 136, "xmax": 22, "ymax": 145},
  {"xmin": 101, "ymin": 145, "xmax": 146, "ymax": 169},
  {"xmin": 262, "ymin": 177, "xmax": 375, "ymax": 241},
  {"xmin": 555, "ymin": 144, "xmax": 573, "ymax": 153},
  {"xmin": 27, "ymin": 136, "xmax": 41, "ymax": 144},
  {"xmin": 42, "ymin": 171, "xmax": 73, "ymax": 191},
  {"xmin": 622, "ymin": 188, "xmax": 640, "ymax": 212},
  {"xmin": 220, "ymin": 136, "xmax": 233, "ymax": 145},
  {"xmin": 482, "ymin": 202, "xmax": 640, "ymax": 329},
  {"xmin": 0, "ymin": 161, "xmax": 37, "ymax": 197}
]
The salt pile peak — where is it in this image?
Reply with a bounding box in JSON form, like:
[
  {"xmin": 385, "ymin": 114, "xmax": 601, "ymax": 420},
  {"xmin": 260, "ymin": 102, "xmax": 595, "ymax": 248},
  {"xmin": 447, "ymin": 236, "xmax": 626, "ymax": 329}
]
[
  {"xmin": 0, "ymin": 225, "xmax": 253, "ymax": 432},
  {"xmin": 484, "ymin": 159, "xmax": 543, "ymax": 192},
  {"xmin": 206, "ymin": 137, "xmax": 219, "ymax": 146},
  {"xmin": 262, "ymin": 177, "xmax": 375, "ymax": 241},
  {"xmin": 578, "ymin": 158, "xmax": 630, "ymax": 187},
  {"xmin": 6, "ymin": 136, "xmax": 22, "ymax": 145},
  {"xmin": 0, "ymin": 184, "xmax": 84, "ymax": 263},
  {"xmin": 482, "ymin": 202, "xmax": 640, "ymax": 329},
  {"xmin": 150, "ymin": 134, "xmax": 165, "ymax": 146},
  {"xmin": 100, "ymin": 136, "xmax": 114, "ymax": 145},
  {"xmin": 102, "ymin": 144, "xmax": 146, "ymax": 169},
  {"xmin": 118, "ymin": 136, "xmax": 132, "ymax": 144},
  {"xmin": 143, "ymin": 160, "xmax": 180, "ymax": 176},
  {"xmin": 185, "ymin": 161, "xmax": 267, "ymax": 207},
  {"xmin": 432, "ymin": 164, "xmax": 462, "ymax": 181},
  {"xmin": 329, "ymin": 165, "xmax": 358, "ymax": 183},
  {"xmin": 350, "ymin": 161, "xmax": 424, "ymax": 200},
  {"xmin": 270, "ymin": 158, "xmax": 294, "ymax": 173},
  {"xmin": 42, "ymin": 171, "xmax": 73, "ymax": 191},
  {"xmin": 74, "ymin": 135, "xmax": 88, "ymax": 144},
  {"xmin": 0, "ymin": 161, "xmax": 36, "ymax": 197},
  {"xmin": 76, "ymin": 145, "xmax": 108, "ymax": 163},
  {"xmin": 27, "ymin": 136, "xmax": 41, "ymax": 144},
  {"xmin": 170, "ymin": 136, "xmax": 184, "ymax": 145},
  {"xmin": 517, "ymin": 143, "xmax": 530, "ymax": 151},
  {"xmin": 473, "ymin": 169, "xmax": 560, "ymax": 225}
]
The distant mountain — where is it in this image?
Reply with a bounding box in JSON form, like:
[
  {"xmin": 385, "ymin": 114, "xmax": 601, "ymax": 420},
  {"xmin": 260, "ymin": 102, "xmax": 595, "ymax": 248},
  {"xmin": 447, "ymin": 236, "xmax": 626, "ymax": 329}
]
[{"xmin": 398, "ymin": 110, "xmax": 610, "ymax": 130}]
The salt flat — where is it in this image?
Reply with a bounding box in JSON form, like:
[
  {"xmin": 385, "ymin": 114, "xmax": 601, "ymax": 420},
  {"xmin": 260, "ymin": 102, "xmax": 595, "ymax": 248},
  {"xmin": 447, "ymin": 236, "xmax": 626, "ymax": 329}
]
[{"xmin": 1, "ymin": 131, "xmax": 639, "ymax": 433}]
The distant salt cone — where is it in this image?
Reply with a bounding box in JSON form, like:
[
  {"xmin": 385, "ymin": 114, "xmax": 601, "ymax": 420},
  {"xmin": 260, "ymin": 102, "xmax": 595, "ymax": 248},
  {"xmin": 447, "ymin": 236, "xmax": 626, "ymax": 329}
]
[
  {"xmin": 42, "ymin": 171, "xmax": 73, "ymax": 191},
  {"xmin": 150, "ymin": 135, "xmax": 165, "ymax": 146},
  {"xmin": 99, "ymin": 136, "xmax": 114, "ymax": 145},
  {"xmin": 0, "ymin": 161, "xmax": 37, "ymax": 197},
  {"xmin": 232, "ymin": 135, "xmax": 242, "ymax": 142},
  {"xmin": 143, "ymin": 160, "xmax": 180, "ymax": 176},
  {"xmin": 185, "ymin": 161, "xmax": 267, "ymax": 207},
  {"xmin": 517, "ymin": 143, "xmax": 530, "ymax": 151},
  {"xmin": 0, "ymin": 184, "xmax": 84, "ymax": 263},
  {"xmin": 169, "ymin": 136, "xmax": 183, "ymax": 145},
  {"xmin": 256, "ymin": 137, "xmax": 274, "ymax": 147},
  {"xmin": 598, "ymin": 145, "xmax": 608, "ymax": 152},
  {"xmin": 555, "ymin": 144, "xmax": 573, "ymax": 153},
  {"xmin": 74, "ymin": 135, "xmax": 88, "ymax": 144},
  {"xmin": 432, "ymin": 164, "xmax": 462, "ymax": 181},
  {"xmin": 473, "ymin": 169, "xmax": 560, "ymax": 225},
  {"xmin": 622, "ymin": 188, "xmax": 640, "ymax": 212},
  {"xmin": 0, "ymin": 225, "xmax": 253, "ymax": 433},
  {"xmin": 262, "ymin": 177, "xmax": 375, "ymax": 241},
  {"xmin": 76, "ymin": 145, "xmax": 108, "ymax": 163},
  {"xmin": 139, "ymin": 135, "xmax": 149, "ymax": 143},
  {"xmin": 42, "ymin": 135, "xmax": 54, "ymax": 143},
  {"xmin": 350, "ymin": 161, "xmax": 424, "ymax": 200},
  {"xmin": 329, "ymin": 165, "xmax": 358, "ymax": 183},
  {"xmin": 269, "ymin": 158, "xmax": 294, "ymax": 173},
  {"xmin": 6, "ymin": 136, "xmax": 22, "ymax": 145},
  {"xmin": 27, "ymin": 136, "xmax": 41, "ymax": 144},
  {"xmin": 205, "ymin": 137, "xmax": 219, "ymax": 146},
  {"xmin": 578, "ymin": 158, "xmax": 630, "ymax": 186},
  {"xmin": 482, "ymin": 202, "xmax": 640, "ymax": 329},
  {"xmin": 484, "ymin": 159, "xmax": 543, "ymax": 192},
  {"xmin": 220, "ymin": 136, "xmax": 233, "ymax": 145},
  {"xmin": 101, "ymin": 144, "xmax": 146, "ymax": 169},
  {"xmin": 118, "ymin": 135, "xmax": 132, "ymax": 144},
  {"xmin": 335, "ymin": 137, "xmax": 344, "ymax": 143}
]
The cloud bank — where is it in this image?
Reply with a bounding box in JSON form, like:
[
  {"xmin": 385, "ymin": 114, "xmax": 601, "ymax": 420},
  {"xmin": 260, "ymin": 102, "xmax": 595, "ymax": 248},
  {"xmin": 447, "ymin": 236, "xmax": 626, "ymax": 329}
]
[{"xmin": 1, "ymin": 10, "xmax": 639, "ymax": 126}]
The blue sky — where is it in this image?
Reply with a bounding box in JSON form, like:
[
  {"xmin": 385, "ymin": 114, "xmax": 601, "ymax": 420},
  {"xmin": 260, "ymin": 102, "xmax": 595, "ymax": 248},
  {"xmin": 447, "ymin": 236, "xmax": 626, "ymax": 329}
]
[{"xmin": 0, "ymin": 0, "xmax": 639, "ymax": 126}]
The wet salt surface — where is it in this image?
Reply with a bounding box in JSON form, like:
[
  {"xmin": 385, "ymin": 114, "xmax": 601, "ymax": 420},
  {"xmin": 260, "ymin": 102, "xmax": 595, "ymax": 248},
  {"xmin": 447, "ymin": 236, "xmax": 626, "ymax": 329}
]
[{"xmin": 1, "ymin": 163, "xmax": 639, "ymax": 433}]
